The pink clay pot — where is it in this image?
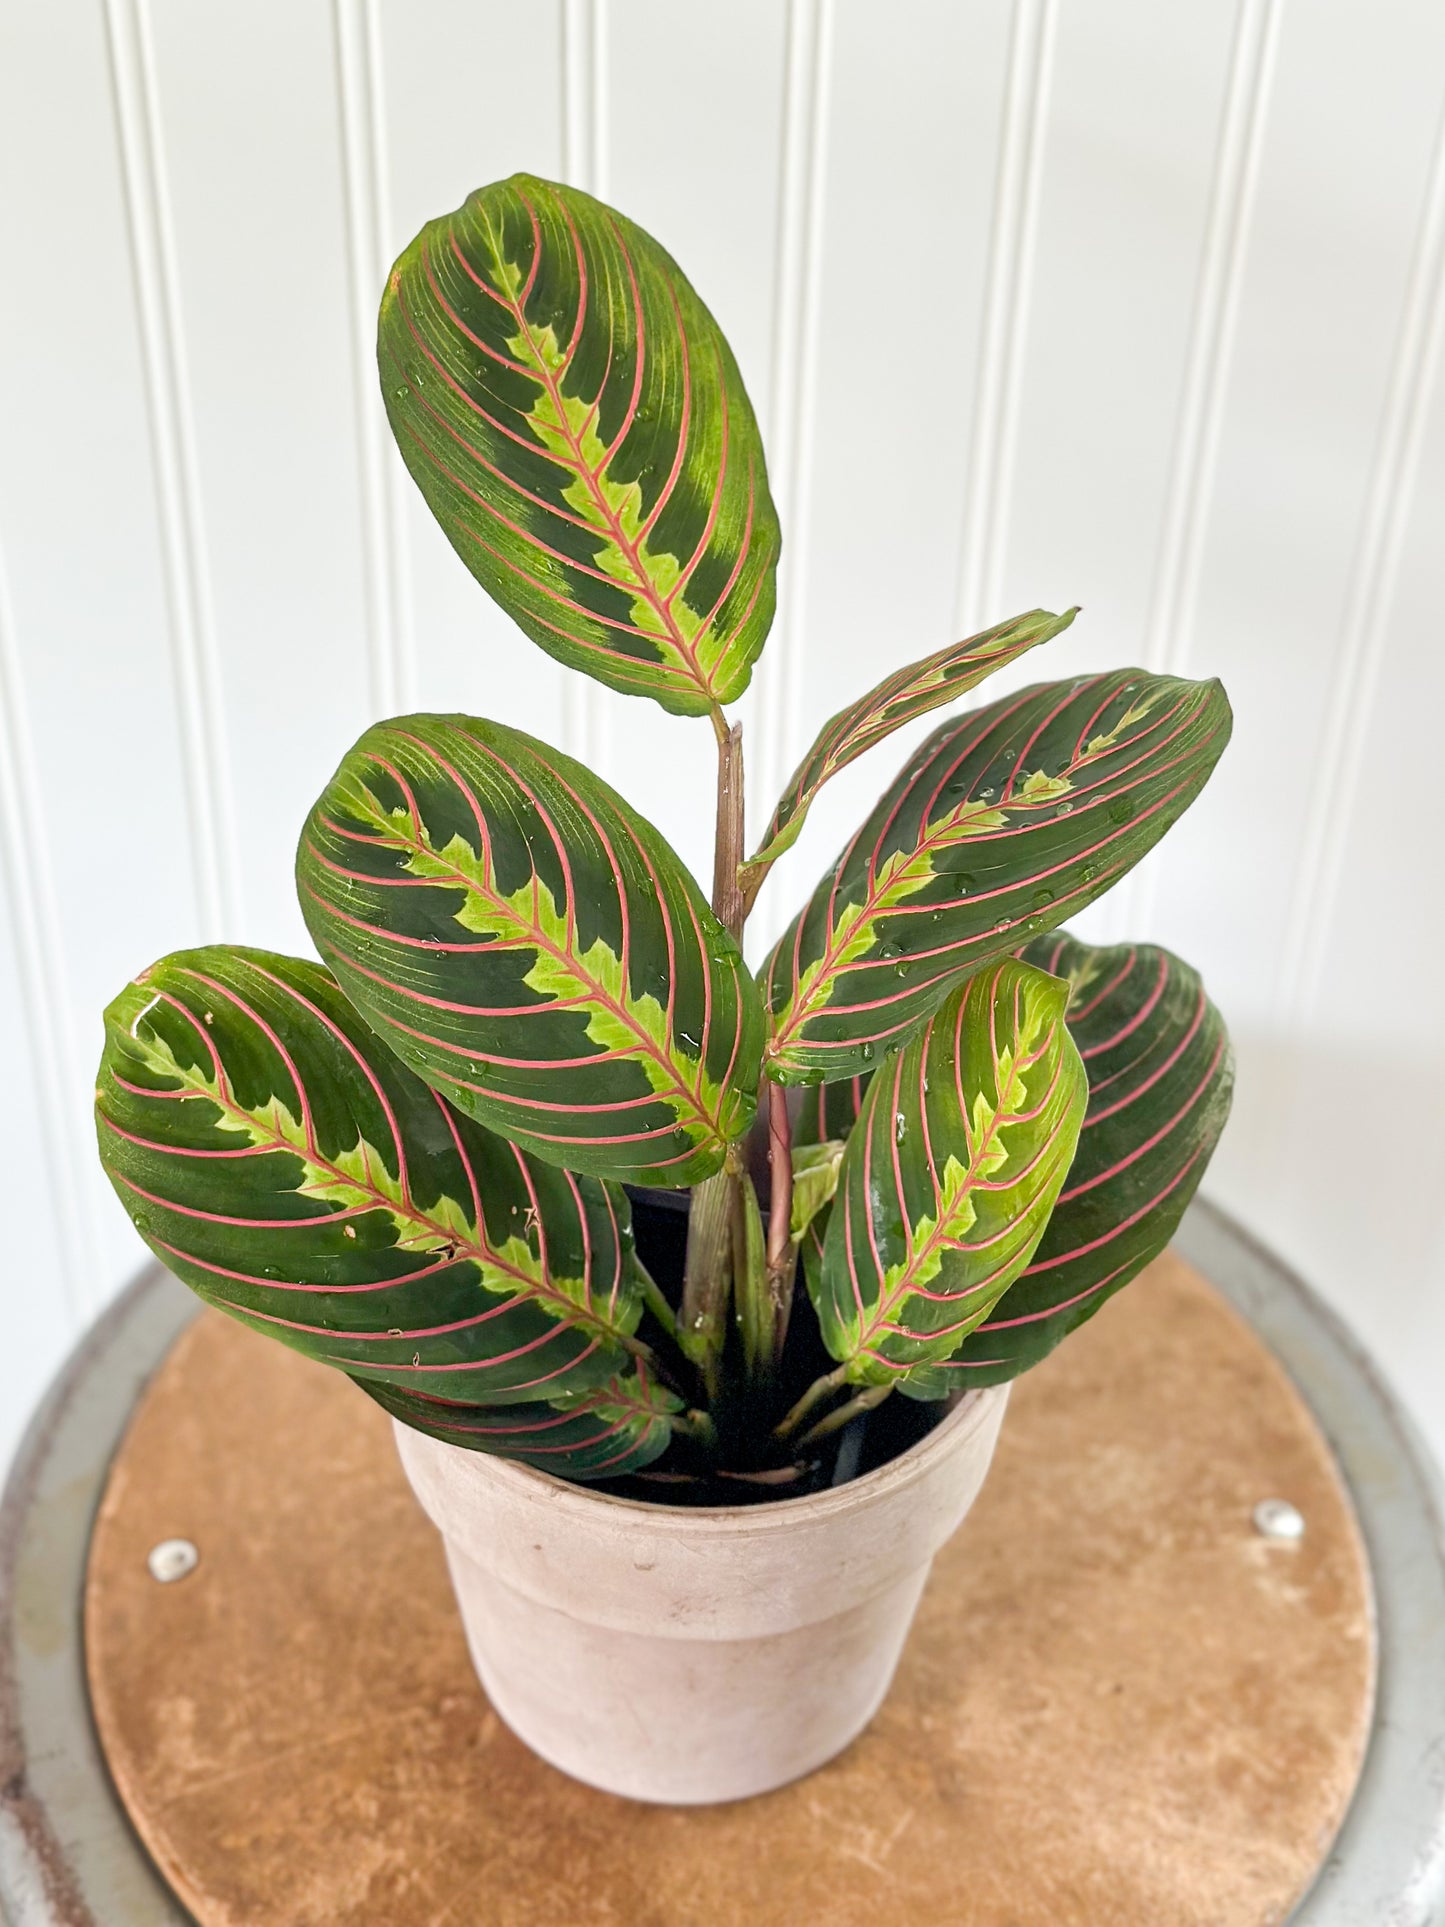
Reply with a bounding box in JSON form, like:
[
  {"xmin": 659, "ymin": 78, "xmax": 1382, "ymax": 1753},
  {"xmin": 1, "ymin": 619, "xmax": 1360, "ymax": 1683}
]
[{"xmin": 393, "ymin": 1383, "xmax": 1010, "ymax": 1805}]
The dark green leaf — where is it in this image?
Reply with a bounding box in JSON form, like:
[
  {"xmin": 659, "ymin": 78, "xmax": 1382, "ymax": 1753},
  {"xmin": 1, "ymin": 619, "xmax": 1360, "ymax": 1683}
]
[
  {"xmin": 810, "ymin": 959, "xmax": 1086, "ymax": 1387},
  {"xmin": 356, "ymin": 1370, "xmax": 680, "ymax": 1481},
  {"xmin": 379, "ymin": 174, "xmax": 780, "ymax": 717},
  {"xmin": 761, "ymin": 670, "xmax": 1231, "ymax": 1085},
  {"xmin": 297, "ymin": 713, "xmax": 763, "ymax": 1185},
  {"xmin": 95, "ymin": 947, "xmax": 660, "ymax": 1427},
  {"xmin": 746, "ymin": 607, "xmax": 1076, "ymax": 875},
  {"xmin": 901, "ymin": 932, "xmax": 1233, "ymax": 1395}
]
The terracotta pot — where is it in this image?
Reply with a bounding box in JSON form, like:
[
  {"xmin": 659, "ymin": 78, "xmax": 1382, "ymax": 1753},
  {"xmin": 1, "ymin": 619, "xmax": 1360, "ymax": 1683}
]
[{"xmin": 393, "ymin": 1382, "xmax": 1010, "ymax": 1805}]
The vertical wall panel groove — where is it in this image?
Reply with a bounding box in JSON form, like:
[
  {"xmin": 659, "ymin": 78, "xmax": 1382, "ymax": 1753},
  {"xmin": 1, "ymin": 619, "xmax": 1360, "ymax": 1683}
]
[
  {"xmin": 1115, "ymin": 0, "xmax": 1281, "ymax": 947},
  {"xmin": 101, "ymin": 0, "xmax": 240, "ymax": 937},
  {"xmin": 1277, "ymin": 97, "xmax": 1445, "ymax": 1019},
  {"xmin": 757, "ymin": 0, "xmax": 833, "ymax": 808},
  {"xmin": 1142, "ymin": 0, "xmax": 1283, "ymax": 678},
  {"xmin": 954, "ymin": 0, "xmax": 1058, "ymax": 638},
  {"xmin": 559, "ymin": 0, "xmax": 608, "ymax": 770},
  {"xmin": 0, "ymin": 544, "xmax": 101, "ymax": 1321},
  {"xmin": 334, "ymin": 0, "xmax": 414, "ymax": 720}
]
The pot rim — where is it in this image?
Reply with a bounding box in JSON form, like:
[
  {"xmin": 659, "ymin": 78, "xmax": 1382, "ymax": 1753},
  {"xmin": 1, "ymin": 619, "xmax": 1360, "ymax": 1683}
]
[{"xmin": 407, "ymin": 1381, "xmax": 1009, "ymax": 1535}]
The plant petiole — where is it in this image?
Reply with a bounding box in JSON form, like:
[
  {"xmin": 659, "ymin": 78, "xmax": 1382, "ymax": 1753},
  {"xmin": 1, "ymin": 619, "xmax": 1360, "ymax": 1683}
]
[
  {"xmin": 795, "ymin": 1383, "xmax": 893, "ymax": 1451},
  {"xmin": 772, "ymin": 1362, "xmax": 851, "ymax": 1442}
]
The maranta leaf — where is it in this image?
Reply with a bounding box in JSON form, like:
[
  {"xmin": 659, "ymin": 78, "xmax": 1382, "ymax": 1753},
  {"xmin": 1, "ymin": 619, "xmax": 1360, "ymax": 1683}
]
[
  {"xmin": 900, "ymin": 932, "xmax": 1233, "ymax": 1395},
  {"xmin": 298, "ymin": 713, "xmax": 763, "ymax": 1185},
  {"xmin": 379, "ymin": 173, "xmax": 780, "ymax": 717},
  {"xmin": 748, "ymin": 607, "xmax": 1076, "ymax": 874},
  {"xmin": 809, "ymin": 959, "xmax": 1086, "ymax": 1387},
  {"xmin": 357, "ymin": 1369, "xmax": 679, "ymax": 1481},
  {"xmin": 761, "ymin": 671, "xmax": 1231, "ymax": 1086},
  {"xmin": 95, "ymin": 947, "xmax": 659, "ymax": 1422}
]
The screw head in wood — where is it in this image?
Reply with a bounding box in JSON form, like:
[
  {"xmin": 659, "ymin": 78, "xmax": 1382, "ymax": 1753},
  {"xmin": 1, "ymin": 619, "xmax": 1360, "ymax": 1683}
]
[
  {"xmin": 1252, "ymin": 1499, "xmax": 1305, "ymax": 1543},
  {"xmin": 147, "ymin": 1537, "xmax": 199, "ymax": 1583}
]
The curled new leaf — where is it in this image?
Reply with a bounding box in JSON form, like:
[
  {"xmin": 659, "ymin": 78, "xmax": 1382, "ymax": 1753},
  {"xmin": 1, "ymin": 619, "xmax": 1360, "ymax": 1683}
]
[
  {"xmin": 761, "ymin": 670, "xmax": 1231, "ymax": 1085},
  {"xmin": 298, "ymin": 713, "xmax": 763, "ymax": 1186},
  {"xmin": 901, "ymin": 932, "xmax": 1233, "ymax": 1395},
  {"xmin": 379, "ymin": 174, "xmax": 780, "ymax": 717},
  {"xmin": 95, "ymin": 947, "xmax": 652, "ymax": 1409},
  {"xmin": 357, "ymin": 1369, "xmax": 680, "ymax": 1482},
  {"xmin": 810, "ymin": 959, "xmax": 1087, "ymax": 1387},
  {"xmin": 745, "ymin": 606, "xmax": 1077, "ymax": 880}
]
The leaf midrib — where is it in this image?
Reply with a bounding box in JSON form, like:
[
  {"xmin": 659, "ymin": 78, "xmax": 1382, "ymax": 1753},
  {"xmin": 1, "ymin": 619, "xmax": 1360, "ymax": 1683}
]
[
  {"xmin": 371, "ymin": 797, "xmax": 726, "ymax": 1144},
  {"xmin": 484, "ymin": 209, "xmax": 717, "ymax": 705},
  {"xmin": 124, "ymin": 1032, "xmax": 624, "ymax": 1343},
  {"xmin": 853, "ymin": 1028, "xmax": 1046, "ymax": 1351}
]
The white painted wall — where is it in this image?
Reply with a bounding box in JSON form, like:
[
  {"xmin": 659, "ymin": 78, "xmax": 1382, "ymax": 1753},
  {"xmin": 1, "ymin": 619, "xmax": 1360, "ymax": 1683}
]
[{"xmin": 2, "ymin": 0, "xmax": 1442, "ymax": 1473}]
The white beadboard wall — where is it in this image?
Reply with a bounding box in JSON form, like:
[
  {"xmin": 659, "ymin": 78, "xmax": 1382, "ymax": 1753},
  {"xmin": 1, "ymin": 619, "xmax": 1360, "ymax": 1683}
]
[{"xmin": 2, "ymin": 0, "xmax": 1443, "ymax": 1473}]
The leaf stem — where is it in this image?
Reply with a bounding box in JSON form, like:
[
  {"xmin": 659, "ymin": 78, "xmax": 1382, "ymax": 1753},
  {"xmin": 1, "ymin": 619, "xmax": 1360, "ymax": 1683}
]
[
  {"xmin": 679, "ymin": 1162, "xmax": 735, "ymax": 1399},
  {"xmin": 731, "ymin": 1169, "xmax": 775, "ymax": 1385},
  {"xmin": 617, "ymin": 1332, "xmax": 658, "ymax": 1367},
  {"xmin": 670, "ymin": 1407, "xmax": 718, "ymax": 1446},
  {"xmin": 711, "ymin": 718, "xmax": 746, "ymax": 941},
  {"xmin": 765, "ymin": 1081, "xmax": 797, "ymax": 1353},
  {"xmin": 796, "ymin": 1383, "xmax": 893, "ymax": 1450},
  {"xmin": 773, "ymin": 1362, "xmax": 851, "ymax": 1442}
]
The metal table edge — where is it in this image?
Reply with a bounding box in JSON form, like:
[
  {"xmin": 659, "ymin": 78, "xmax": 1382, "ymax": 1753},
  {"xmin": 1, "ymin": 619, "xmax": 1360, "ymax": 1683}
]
[
  {"xmin": 1, "ymin": 1265, "xmax": 198, "ymax": 1926},
  {"xmin": 1176, "ymin": 1200, "xmax": 1445, "ymax": 1927}
]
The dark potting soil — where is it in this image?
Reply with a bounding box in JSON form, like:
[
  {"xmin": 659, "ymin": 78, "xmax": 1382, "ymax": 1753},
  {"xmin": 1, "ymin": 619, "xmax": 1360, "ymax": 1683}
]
[{"xmin": 604, "ymin": 1186, "xmax": 952, "ymax": 1509}]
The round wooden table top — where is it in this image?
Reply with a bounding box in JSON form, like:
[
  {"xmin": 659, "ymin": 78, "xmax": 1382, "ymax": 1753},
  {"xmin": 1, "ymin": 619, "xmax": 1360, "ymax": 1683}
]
[{"xmin": 85, "ymin": 1251, "xmax": 1374, "ymax": 1927}]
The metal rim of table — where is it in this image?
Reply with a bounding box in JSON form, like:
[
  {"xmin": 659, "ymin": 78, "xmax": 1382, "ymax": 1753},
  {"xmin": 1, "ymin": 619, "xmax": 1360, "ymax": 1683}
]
[{"xmin": 1, "ymin": 1200, "xmax": 1442, "ymax": 1927}]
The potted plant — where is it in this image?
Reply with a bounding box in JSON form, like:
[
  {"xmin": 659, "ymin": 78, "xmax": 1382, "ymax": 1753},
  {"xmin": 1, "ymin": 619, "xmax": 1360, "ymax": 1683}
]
[{"xmin": 95, "ymin": 174, "xmax": 1233, "ymax": 1805}]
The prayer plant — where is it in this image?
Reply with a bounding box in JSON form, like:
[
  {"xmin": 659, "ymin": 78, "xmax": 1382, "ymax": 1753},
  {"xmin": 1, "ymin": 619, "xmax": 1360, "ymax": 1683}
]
[{"xmin": 96, "ymin": 176, "xmax": 1234, "ymax": 1497}]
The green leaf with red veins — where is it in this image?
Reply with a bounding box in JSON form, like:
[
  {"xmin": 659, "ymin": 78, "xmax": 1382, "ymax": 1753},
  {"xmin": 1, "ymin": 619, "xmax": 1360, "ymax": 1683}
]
[
  {"xmin": 810, "ymin": 959, "xmax": 1086, "ymax": 1387},
  {"xmin": 94, "ymin": 947, "xmax": 668, "ymax": 1458},
  {"xmin": 297, "ymin": 713, "xmax": 763, "ymax": 1186},
  {"xmin": 379, "ymin": 173, "xmax": 780, "ymax": 718},
  {"xmin": 355, "ymin": 1370, "xmax": 681, "ymax": 1482},
  {"xmin": 745, "ymin": 607, "xmax": 1077, "ymax": 877},
  {"xmin": 897, "ymin": 931, "xmax": 1233, "ymax": 1398},
  {"xmin": 760, "ymin": 670, "xmax": 1232, "ymax": 1087}
]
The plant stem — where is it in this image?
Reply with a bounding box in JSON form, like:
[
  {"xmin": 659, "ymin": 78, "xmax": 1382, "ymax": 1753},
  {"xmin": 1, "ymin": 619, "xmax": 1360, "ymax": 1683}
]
[
  {"xmin": 670, "ymin": 1408, "xmax": 718, "ymax": 1446},
  {"xmin": 772, "ymin": 1362, "xmax": 851, "ymax": 1442},
  {"xmin": 796, "ymin": 1383, "xmax": 893, "ymax": 1451},
  {"xmin": 731, "ymin": 1170, "xmax": 775, "ymax": 1385},
  {"xmin": 615, "ymin": 1326, "xmax": 695, "ymax": 1405},
  {"xmin": 764, "ymin": 1080, "xmax": 796, "ymax": 1352},
  {"xmin": 737, "ymin": 852, "xmax": 771, "ymax": 920},
  {"xmin": 617, "ymin": 1332, "xmax": 660, "ymax": 1368},
  {"xmin": 678, "ymin": 1161, "xmax": 735, "ymax": 1398},
  {"xmin": 711, "ymin": 718, "xmax": 746, "ymax": 942},
  {"xmin": 679, "ymin": 709, "xmax": 749, "ymax": 1400}
]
